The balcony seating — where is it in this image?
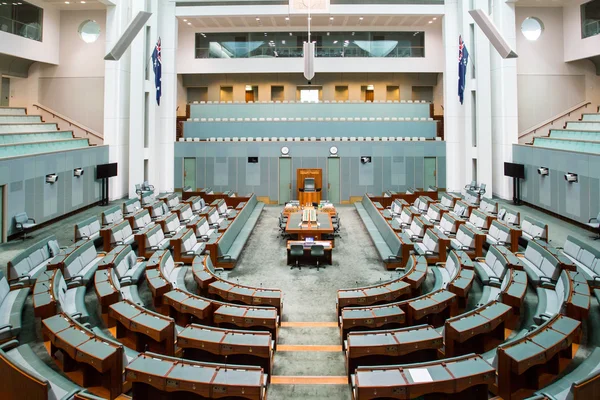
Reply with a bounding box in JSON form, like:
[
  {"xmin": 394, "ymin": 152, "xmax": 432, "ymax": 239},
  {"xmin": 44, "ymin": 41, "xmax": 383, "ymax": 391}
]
[
  {"xmin": 7, "ymin": 235, "xmax": 62, "ymax": 285},
  {"xmin": 0, "ymin": 272, "xmax": 30, "ymax": 342},
  {"xmin": 74, "ymin": 217, "xmax": 101, "ymax": 242}
]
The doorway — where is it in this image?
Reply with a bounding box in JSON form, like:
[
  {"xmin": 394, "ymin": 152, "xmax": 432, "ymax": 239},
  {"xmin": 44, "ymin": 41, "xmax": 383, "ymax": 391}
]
[
  {"xmin": 245, "ymin": 85, "xmax": 258, "ymax": 102},
  {"xmin": 424, "ymin": 157, "xmax": 437, "ymax": 189},
  {"xmin": 279, "ymin": 157, "xmax": 292, "ymax": 204},
  {"xmin": 1, "ymin": 78, "xmax": 9, "ymax": 107},
  {"xmin": 412, "ymin": 86, "xmax": 434, "ymax": 102},
  {"xmin": 327, "ymin": 157, "xmax": 341, "ymax": 204},
  {"xmin": 183, "ymin": 158, "xmax": 196, "ymax": 189}
]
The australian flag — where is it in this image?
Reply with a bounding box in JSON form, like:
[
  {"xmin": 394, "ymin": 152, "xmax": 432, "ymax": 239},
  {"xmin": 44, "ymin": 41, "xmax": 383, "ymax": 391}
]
[
  {"xmin": 458, "ymin": 35, "xmax": 469, "ymax": 105},
  {"xmin": 151, "ymin": 38, "xmax": 162, "ymax": 106}
]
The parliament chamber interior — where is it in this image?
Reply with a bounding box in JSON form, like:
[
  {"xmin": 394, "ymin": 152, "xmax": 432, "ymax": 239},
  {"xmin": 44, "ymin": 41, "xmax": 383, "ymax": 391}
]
[{"xmin": 1, "ymin": 0, "xmax": 600, "ymax": 399}]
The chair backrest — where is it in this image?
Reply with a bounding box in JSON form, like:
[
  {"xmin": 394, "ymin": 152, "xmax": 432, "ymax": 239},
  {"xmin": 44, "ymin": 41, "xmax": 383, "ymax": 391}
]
[
  {"xmin": 14, "ymin": 212, "xmax": 28, "ymax": 225},
  {"xmin": 102, "ymin": 206, "xmax": 123, "ymax": 226},
  {"xmin": 179, "ymin": 204, "xmax": 194, "ymax": 221},
  {"xmin": 164, "ymin": 213, "xmax": 180, "ymax": 233},
  {"xmin": 64, "ymin": 240, "xmax": 97, "ymax": 279},
  {"xmin": 114, "ymin": 246, "xmax": 138, "ymax": 279},
  {"xmin": 456, "ymin": 225, "xmax": 476, "ymax": 248},
  {"xmin": 563, "ymin": 235, "xmax": 600, "ymax": 269},
  {"xmin": 439, "ymin": 213, "xmax": 458, "ymax": 235},
  {"xmin": 400, "ymin": 207, "xmax": 413, "ymax": 225},
  {"xmin": 488, "ymin": 220, "xmax": 511, "ymax": 244},
  {"xmin": 469, "ymin": 209, "xmax": 488, "ymax": 230},
  {"xmin": 145, "ymin": 225, "xmax": 165, "ymax": 248},
  {"xmin": 182, "ymin": 229, "xmax": 197, "ymax": 252},
  {"xmin": 480, "ymin": 197, "xmax": 498, "ymax": 214},
  {"xmin": 522, "ymin": 216, "xmax": 548, "ymax": 240},
  {"xmin": 290, "ymin": 244, "xmax": 304, "ymax": 253},
  {"xmin": 0, "ymin": 271, "xmax": 10, "ymax": 304},
  {"xmin": 133, "ymin": 209, "xmax": 152, "ymax": 230},
  {"xmin": 123, "ymin": 197, "xmax": 141, "ymax": 214},
  {"xmin": 422, "ymin": 229, "xmax": 440, "ymax": 252},
  {"xmin": 485, "ymin": 245, "xmax": 508, "ymax": 278}
]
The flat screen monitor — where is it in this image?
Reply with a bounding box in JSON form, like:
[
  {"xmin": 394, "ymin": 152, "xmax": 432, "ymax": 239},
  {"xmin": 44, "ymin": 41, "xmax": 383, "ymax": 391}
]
[
  {"xmin": 96, "ymin": 163, "xmax": 118, "ymax": 179},
  {"xmin": 248, "ymin": 157, "xmax": 258, "ymax": 163},
  {"xmin": 304, "ymin": 178, "xmax": 315, "ymax": 191},
  {"xmin": 305, "ymin": 237, "xmax": 314, "ymax": 243},
  {"xmin": 504, "ymin": 162, "xmax": 525, "ymax": 179}
]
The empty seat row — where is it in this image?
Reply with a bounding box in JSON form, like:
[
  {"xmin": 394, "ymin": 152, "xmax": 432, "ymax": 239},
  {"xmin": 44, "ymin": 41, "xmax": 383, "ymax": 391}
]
[
  {"xmin": 188, "ymin": 116, "xmax": 435, "ymax": 122},
  {"xmin": 190, "ymin": 99, "xmax": 430, "ymax": 104},
  {"xmin": 179, "ymin": 136, "xmax": 442, "ymax": 142},
  {"xmin": 0, "ymin": 131, "xmax": 73, "ymax": 145},
  {"xmin": 0, "ymin": 138, "xmax": 90, "ymax": 158}
]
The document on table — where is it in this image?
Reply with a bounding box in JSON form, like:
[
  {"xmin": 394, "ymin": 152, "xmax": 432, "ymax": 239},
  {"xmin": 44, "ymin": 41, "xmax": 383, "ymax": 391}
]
[{"xmin": 407, "ymin": 368, "xmax": 433, "ymax": 383}]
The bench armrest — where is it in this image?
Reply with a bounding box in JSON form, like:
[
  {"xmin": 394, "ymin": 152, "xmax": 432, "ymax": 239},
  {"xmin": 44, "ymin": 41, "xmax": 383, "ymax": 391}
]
[
  {"xmin": 174, "ymin": 262, "xmax": 185, "ymax": 267},
  {"xmin": 589, "ymin": 217, "xmax": 599, "ymax": 223},
  {"xmin": 0, "ymin": 325, "xmax": 13, "ymax": 334},
  {"xmin": 67, "ymin": 278, "xmax": 83, "ymax": 289},
  {"xmin": 9, "ymin": 276, "xmax": 31, "ymax": 286},
  {"xmin": 218, "ymin": 255, "xmax": 232, "ymax": 260},
  {"xmin": 0, "ymin": 339, "xmax": 19, "ymax": 351},
  {"xmin": 9, "ymin": 282, "xmax": 25, "ymax": 290}
]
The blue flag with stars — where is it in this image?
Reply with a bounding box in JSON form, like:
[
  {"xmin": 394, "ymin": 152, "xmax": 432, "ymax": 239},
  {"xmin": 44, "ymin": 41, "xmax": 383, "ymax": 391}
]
[
  {"xmin": 151, "ymin": 38, "xmax": 162, "ymax": 106},
  {"xmin": 458, "ymin": 35, "xmax": 469, "ymax": 105}
]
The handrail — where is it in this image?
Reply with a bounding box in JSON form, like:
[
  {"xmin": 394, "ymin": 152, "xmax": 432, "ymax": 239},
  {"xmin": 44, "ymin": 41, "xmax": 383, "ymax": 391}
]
[
  {"xmin": 518, "ymin": 101, "xmax": 592, "ymax": 139},
  {"xmin": 32, "ymin": 104, "xmax": 104, "ymax": 142}
]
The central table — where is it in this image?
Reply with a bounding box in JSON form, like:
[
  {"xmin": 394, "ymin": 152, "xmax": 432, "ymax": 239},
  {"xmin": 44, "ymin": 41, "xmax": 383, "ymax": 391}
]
[{"xmin": 285, "ymin": 211, "xmax": 333, "ymax": 240}]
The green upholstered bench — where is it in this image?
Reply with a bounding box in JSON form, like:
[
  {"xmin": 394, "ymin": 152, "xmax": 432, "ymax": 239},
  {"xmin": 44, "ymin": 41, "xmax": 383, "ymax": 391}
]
[
  {"xmin": 217, "ymin": 195, "xmax": 263, "ymax": 265},
  {"xmin": 74, "ymin": 216, "xmax": 101, "ymax": 243},
  {"xmin": 101, "ymin": 205, "xmax": 123, "ymax": 226},
  {"xmin": 7, "ymin": 235, "xmax": 62, "ymax": 285},
  {"xmin": 537, "ymin": 347, "xmax": 600, "ymax": 400},
  {"xmin": 0, "ymin": 340, "xmax": 81, "ymax": 399},
  {"xmin": 0, "ymin": 272, "xmax": 30, "ymax": 342}
]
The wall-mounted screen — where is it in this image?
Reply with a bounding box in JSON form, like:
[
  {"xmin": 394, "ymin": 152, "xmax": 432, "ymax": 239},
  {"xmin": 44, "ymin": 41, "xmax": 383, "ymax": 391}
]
[
  {"xmin": 304, "ymin": 178, "xmax": 315, "ymax": 191},
  {"xmin": 504, "ymin": 162, "xmax": 525, "ymax": 179},
  {"xmin": 248, "ymin": 157, "xmax": 258, "ymax": 163},
  {"xmin": 96, "ymin": 163, "xmax": 118, "ymax": 179}
]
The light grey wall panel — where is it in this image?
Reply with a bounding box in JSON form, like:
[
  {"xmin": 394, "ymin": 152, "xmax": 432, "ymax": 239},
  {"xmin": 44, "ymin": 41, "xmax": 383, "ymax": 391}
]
[
  {"xmin": 0, "ymin": 146, "xmax": 108, "ymax": 236},
  {"xmin": 174, "ymin": 141, "xmax": 447, "ymax": 202},
  {"xmin": 513, "ymin": 144, "xmax": 600, "ymax": 225}
]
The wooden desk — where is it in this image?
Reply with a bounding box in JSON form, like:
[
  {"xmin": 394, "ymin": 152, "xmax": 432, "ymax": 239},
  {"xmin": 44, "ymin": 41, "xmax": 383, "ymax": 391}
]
[
  {"xmin": 178, "ymin": 324, "xmax": 274, "ymax": 378},
  {"xmin": 42, "ymin": 313, "xmax": 123, "ymax": 399},
  {"xmin": 299, "ymin": 190, "xmax": 321, "ymax": 205},
  {"xmin": 406, "ymin": 289, "xmax": 457, "ymax": 326},
  {"xmin": 94, "ymin": 270, "xmax": 120, "ymax": 314},
  {"xmin": 108, "ymin": 300, "xmax": 176, "ymax": 356},
  {"xmin": 345, "ymin": 324, "xmax": 443, "ymax": 374},
  {"xmin": 286, "ymin": 240, "xmax": 333, "ymax": 266},
  {"xmin": 444, "ymin": 300, "xmax": 512, "ymax": 357},
  {"xmin": 126, "ymin": 352, "xmax": 267, "ymax": 400},
  {"xmin": 352, "ymin": 353, "xmax": 495, "ymax": 400},
  {"xmin": 337, "ymin": 279, "xmax": 411, "ymax": 316},
  {"xmin": 285, "ymin": 211, "xmax": 333, "ymax": 240},
  {"xmin": 497, "ymin": 314, "xmax": 581, "ymax": 400},
  {"xmin": 32, "ymin": 269, "xmax": 59, "ymax": 320},
  {"xmin": 214, "ymin": 305, "xmax": 279, "ymax": 344},
  {"xmin": 340, "ymin": 305, "xmax": 406, "ymax": 340},
  {"xmin": 162, "ymin": 288, "xmax": 213, "ymax": 326},
  {"xmin": 191, "ymin": 256, "xmax": 283, "ymax": 313}
]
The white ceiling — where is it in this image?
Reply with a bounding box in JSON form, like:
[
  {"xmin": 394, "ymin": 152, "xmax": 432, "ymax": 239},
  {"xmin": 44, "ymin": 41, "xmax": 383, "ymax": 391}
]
[
  {"xmin": 179, "ymin": 14, "xmax": 441, "ymax": 30},
  {"xmin": 42, "ymin": 0, "xmax": 107, "ymax": 11},
  {"xmin": 515, "ymin": 0, "xmax": 570, "ymax": 7}
]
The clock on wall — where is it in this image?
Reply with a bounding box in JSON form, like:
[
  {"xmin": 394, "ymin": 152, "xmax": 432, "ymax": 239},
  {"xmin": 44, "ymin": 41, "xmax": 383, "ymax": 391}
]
[
  {"xmin": 281, "ymin": 146, "xmax": 290, "ymax": 156},
  {"xmin": 329, "ymin": 146, "xmax": 338, "ymax": 156}
]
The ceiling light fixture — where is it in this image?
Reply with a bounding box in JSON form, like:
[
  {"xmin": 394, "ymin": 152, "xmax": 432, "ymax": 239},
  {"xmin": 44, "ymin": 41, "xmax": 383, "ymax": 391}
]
[
  {"xmin": 428, "ymin": 20, "xmax": 433, "ymax": 24},
  {"xmin": 80, "ymin": 1, "xmax": 85, "ymax": 3},
  {"xmin": 64, "ymin": 1, "xmax": 70, "ymax": 4},
  {"xmin": 256, "ymin": 17, "xmax": 260, "ymax": 21},
  {"xmin": 433, "ymin": 17, "xmax": 437, "ymax": 20},
  {"xmin": 187, "ymin": 22, "xmax": 191, "ymax": 25},
  {"xmin": 330, "ymin": 17, "xmax": 334, "ymax": 20},
  {"xmin": 285, "ymin": 17, "xmax": 289, "ymax": 21},
  {"xmin": 359, "ymin": 17, "xmax": 364, "ymax": 20},
  {"xmin": 183, "ymin": 19, "xmax": 187, "ymax": 22}
]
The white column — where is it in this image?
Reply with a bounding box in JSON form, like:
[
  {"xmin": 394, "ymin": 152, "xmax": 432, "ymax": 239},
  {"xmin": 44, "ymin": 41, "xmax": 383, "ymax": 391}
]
[
  {"xmin": 154, "ymin": 0, "xmax": 177, "ymax": 193},
  {"xmin": 473, "ymin": 0, "xmax": 493, "ymax": 198},
  {"xmin": 491, "ymin": 1, "xmax": 518, "ymax": 200},
  {"xmin": 128, "ymin": 0, "xmax": 147, "ymax": 198},
  {"xmin": 104, "ymin": 1, "xmax": 132, "ymax": 200},
  {"xmin": 443, "ymin": 0, "xmax": 468, "ymax": 193}
]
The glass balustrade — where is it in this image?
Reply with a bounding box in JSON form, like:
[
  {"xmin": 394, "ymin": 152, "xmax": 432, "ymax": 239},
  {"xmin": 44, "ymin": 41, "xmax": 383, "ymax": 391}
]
[
  {"xmin": 195, "ymin": 31, "xmax": 425, "ymax": 59},
  {"xmin": 0, "ymin": 1, "xmax": 43, "ymax": 42}
]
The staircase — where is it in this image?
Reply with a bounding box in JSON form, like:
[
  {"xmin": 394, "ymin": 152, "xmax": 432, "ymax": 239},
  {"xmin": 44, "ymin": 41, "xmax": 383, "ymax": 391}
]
[
  {"xmin": 31, "ymin": 104, "xmax": 104, "ymax": 145},
  {"xmin": 519, "ymin": 101, "xmax": 598, "ymax": 144}
]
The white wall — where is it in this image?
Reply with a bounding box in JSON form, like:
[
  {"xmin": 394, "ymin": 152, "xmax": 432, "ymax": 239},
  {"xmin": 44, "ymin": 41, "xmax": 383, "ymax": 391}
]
[
  {"xmin": 516, "ymin": 7, "xmax": 600, "ymax": 132},
  {"xmin": 0, "ymin": 0, "xmax": 60, "ymax": 65},
  {"xmin": 9, "ymin": 10, "xmax": 107, "ymax": 133},
  {"xmin": 564, "ymin": 0, "xmax": 600, "ymax": 63},
  {"xmin": 176, "ymin": 23, "xmax": 445, "ymax": 75}
]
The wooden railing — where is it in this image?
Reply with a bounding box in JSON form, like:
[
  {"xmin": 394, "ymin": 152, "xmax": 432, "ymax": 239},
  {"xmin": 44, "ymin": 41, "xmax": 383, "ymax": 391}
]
[
  {"xmin": 518, "ymin": 101, "xmax": 593, "ymax": 144},
  {"xmin": 32, "ymin": 103, "xmax": 104, "ymax": 145}
]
